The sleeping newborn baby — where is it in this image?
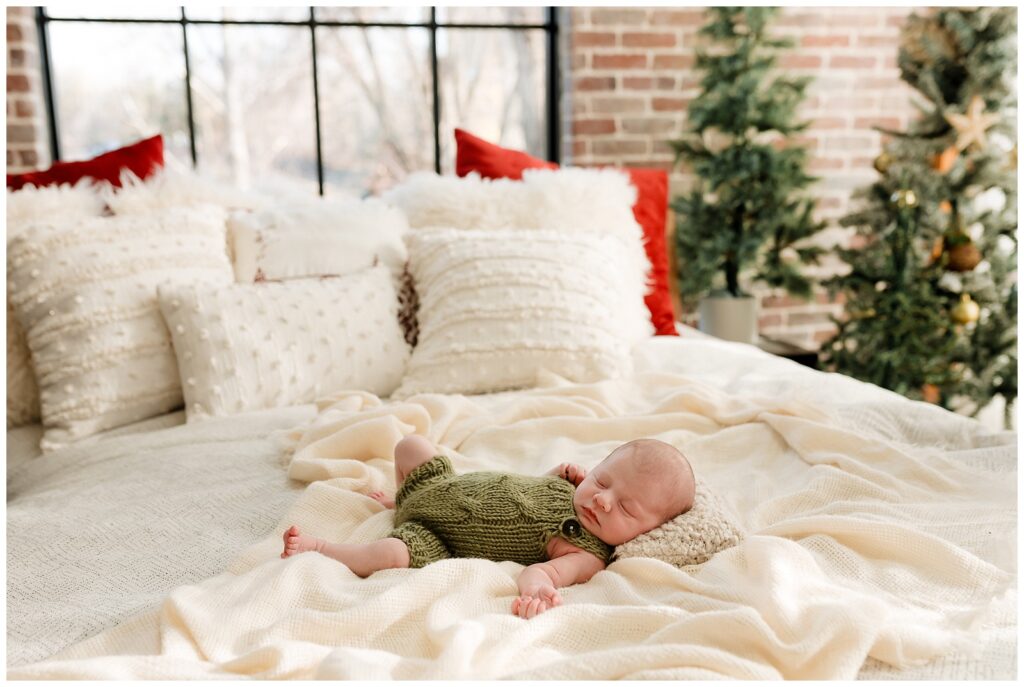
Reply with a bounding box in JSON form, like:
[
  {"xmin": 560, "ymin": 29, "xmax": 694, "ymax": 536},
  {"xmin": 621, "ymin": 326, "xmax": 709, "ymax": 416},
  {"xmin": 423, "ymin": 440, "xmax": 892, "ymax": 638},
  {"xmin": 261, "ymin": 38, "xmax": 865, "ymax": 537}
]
[{"xmin": 281, "ymin": 434, "xmax": 696, "ymax": 618}]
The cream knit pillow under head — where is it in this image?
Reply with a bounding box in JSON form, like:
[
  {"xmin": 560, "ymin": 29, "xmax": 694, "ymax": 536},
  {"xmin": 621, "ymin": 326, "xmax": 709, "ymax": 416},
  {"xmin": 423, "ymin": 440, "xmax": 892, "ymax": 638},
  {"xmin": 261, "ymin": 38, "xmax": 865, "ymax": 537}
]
[{"xmin": 612, "ymin": 480, "xmax": 745, "ymax": 567}]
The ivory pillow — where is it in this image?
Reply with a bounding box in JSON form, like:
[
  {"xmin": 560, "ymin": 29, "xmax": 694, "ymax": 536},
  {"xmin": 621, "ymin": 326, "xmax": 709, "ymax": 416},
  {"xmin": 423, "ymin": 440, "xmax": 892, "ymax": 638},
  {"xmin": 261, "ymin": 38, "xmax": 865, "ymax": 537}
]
[
  {"xmin": 158, "ymin": 265, "xmax": 409, "ymax": 421},
  {"xmin": 6, "ymin": 180, "xmax": 109, "ymax": 428},
  {"xmin": 392, "ymin": 228, "xmax": 650, "ymax": 398},
  {"xmin": 6, "ymin": 204, "xmax": 233, "ymax": 451},
  {"xmin": 382, "ymin": 167, "xmax": 651, "ymax": 300},
  {"xmin": 612, "ymin": 480, "xmax": 745, "ymax": 567},
  {"xmin": 226, "ymin": 197, "xmax": 409, "ymax": 283}
]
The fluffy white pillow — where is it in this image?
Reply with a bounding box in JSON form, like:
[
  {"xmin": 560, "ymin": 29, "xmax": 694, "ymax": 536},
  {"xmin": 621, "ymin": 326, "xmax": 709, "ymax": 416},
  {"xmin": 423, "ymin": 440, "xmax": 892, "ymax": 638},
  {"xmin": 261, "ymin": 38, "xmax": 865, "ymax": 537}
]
[
  {"xmin": 6, "ymin": 205, "xmax": 233, "ymax": 451},
  {"xmin": 612, "ymin": 480, "xmax": 745, "ymax": 567},
  {"xmin": 6, "ymin": 180, "xmax": 109, "ymax": 428},
  {"xmin": 392, "ymin": 228, "xmax": 650, "ymax": 398},
  {"xmin": 101, "ymin": 165, "xmax": 272, "ymax": 216},
  {"xmin": 158, "ymin": 265, "xmax": 410, "ymax": 421},
  {"xmin": 395, "ymin": 167, "xmax": 637, "ymax": 230},
  {"xmin": 226, "ymin": 197, "xmax": 408, "ymax": 283}
]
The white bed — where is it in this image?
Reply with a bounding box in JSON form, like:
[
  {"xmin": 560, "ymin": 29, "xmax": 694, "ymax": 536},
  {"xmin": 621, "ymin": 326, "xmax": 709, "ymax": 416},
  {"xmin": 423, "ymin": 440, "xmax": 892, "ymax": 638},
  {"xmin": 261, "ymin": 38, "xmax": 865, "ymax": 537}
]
[{"xmin": 6, "ymin": 330, "xmax": 1017, "ymax": 680}]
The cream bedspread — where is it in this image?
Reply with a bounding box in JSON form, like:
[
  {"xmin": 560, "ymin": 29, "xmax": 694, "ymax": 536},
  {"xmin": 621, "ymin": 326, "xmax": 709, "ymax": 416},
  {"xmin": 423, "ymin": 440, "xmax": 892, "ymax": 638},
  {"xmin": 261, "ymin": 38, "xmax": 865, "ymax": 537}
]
[{"xmin": 8, "ymin": 337, "xmax": 1016, "ymax": 679}]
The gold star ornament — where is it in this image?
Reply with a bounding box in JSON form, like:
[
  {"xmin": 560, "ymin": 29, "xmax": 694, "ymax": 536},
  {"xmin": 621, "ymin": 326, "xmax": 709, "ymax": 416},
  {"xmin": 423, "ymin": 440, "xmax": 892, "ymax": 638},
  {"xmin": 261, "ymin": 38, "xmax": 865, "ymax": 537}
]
[{"xmin": 946, "ymin": 95, "xmax": 1000, "ymax": 152}]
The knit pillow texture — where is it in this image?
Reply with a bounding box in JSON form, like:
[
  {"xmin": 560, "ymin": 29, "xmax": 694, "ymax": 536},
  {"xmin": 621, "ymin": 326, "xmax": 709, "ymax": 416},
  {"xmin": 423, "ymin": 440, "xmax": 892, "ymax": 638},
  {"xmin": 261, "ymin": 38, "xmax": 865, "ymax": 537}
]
[
  {"xmin": 7, "ymin": 204, "xmax": 233, "ymax": 451},
  {"xmin": 612, "ymin": 480, "xmax": 745, "ymax": 567},
  {"xmin": 158, "ymin": 265, "xmax": 410, "ymax": 421},
  {"xmin": 452, "ymin": 127, "xmax": 677, "ymax": 336},
  {"xmin": 392, "ymin": 228, "xmax": 650, "ymax": 398},
  {"xmin": 5, "ymin": 180, "xmax": 109, "ymax": 428}
]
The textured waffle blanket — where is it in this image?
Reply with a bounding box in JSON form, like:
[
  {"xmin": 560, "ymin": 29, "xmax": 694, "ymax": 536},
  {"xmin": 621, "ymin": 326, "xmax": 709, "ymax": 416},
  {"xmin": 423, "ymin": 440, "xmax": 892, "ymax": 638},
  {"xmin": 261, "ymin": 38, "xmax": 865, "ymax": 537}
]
[{"xmin": 8, "ymin": 337, "xmax": 1016, "ymax": 679}]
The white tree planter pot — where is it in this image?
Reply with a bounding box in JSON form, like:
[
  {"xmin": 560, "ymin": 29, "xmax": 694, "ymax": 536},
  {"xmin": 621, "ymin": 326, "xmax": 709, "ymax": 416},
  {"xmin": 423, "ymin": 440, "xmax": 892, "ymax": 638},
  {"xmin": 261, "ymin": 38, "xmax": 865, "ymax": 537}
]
[{"xmin": 699, "ymin": 294, "xmax": 758, "ymax": 344}]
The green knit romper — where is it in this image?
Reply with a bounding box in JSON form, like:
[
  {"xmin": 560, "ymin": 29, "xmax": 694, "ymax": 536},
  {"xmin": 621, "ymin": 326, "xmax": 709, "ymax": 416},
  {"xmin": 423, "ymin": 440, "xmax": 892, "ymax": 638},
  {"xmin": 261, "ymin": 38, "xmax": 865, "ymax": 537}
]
[{"xmin": 387, "ymin": 455, "xmax": 613, "ymax": 568}]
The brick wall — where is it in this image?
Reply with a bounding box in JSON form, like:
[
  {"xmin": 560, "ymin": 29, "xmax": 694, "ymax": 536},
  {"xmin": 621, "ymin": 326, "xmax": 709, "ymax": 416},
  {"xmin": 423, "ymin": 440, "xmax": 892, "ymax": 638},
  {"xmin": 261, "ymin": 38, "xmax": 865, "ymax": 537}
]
[
  {"xmin": 6, "ymin": 6, "xmax": 48, "ymax": 173},
  {"xmin": 564, "ymin": 6, "xmax": 919, "ymax": 349}
]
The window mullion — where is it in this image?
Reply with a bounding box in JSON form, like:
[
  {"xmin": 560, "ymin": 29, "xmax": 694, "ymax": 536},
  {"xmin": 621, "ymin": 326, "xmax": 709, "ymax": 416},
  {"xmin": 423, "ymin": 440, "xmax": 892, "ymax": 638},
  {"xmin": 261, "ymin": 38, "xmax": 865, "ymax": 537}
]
[
  {"xmin": 429, "ymin": 8, "xmax": 441, "ymax": 175},
  {"xmin": 180, "ymin": 7, "xmax": 198, "ymax": 167},
  {"xmin": 309, "ymin": 7, "xmax": 325, "ymax": 195}
]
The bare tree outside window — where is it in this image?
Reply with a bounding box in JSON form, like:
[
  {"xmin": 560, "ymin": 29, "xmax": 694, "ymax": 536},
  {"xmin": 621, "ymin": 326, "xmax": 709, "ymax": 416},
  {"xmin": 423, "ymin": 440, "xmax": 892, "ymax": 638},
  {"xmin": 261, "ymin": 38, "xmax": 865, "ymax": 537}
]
[{"xmin": 38, "ymin": 7, "xmax": 556, "ymax": 197}]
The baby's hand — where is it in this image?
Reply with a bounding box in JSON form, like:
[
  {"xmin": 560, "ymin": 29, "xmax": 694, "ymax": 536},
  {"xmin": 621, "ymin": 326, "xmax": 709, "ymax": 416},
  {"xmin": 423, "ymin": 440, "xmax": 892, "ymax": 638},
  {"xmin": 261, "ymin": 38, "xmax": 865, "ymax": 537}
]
[
  {"xmin": 512, "ymin": 583, "xmax": 562, "ymax": 619},
  {"xmin": 556, "ymin": 462, "xmax": 587, "ymax": 487}
]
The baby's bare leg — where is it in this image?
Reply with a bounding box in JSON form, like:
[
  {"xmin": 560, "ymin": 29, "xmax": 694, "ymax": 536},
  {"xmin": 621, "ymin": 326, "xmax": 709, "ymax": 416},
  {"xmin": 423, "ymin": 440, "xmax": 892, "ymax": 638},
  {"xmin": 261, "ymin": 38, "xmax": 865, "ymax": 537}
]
[
  {"xmin": 392, "ymin": 434, "xmax": 438, "ymax": 487},
  {"xmin": 281, "ymin": 525, "xmax": 409, "ymax": 577},
  {"xmin": 368, "ymin": 435, "xmax": 438, "ymax": 509}
]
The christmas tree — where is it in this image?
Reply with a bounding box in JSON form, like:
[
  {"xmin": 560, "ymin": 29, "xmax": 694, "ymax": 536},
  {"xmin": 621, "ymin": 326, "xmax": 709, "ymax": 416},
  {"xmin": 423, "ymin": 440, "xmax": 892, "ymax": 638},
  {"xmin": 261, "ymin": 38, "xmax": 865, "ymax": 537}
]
[
  {"xmin": 669, "ymin": 7, "xmax": 827, "ymax": 308},
  {"xmin": 821, "ymin": 7, "xmax": 1017, "ymax": 425}
]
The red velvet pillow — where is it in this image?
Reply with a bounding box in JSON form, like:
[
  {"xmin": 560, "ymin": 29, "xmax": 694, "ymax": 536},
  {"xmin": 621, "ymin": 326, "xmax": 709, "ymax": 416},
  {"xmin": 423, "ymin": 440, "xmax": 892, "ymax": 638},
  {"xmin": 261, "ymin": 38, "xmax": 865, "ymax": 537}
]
[
  {"xmin": 454, "ymin": 128, "xmax": 678, "ymax": 335},
  {"xmin": 7, "ymin": 134, "xmax": 164, "ymax": 191}
]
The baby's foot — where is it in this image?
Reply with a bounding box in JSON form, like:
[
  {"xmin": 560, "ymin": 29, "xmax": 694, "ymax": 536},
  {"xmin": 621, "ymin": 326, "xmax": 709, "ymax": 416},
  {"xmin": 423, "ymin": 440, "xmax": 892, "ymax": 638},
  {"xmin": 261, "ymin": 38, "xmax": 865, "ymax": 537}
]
[
  {"xmin": 368, "ymin": 491, "xmax": 395, "ymax": 509},
  {"xmin": 280, "ymin": 525, "xmax": 321, "ymax": 558}
]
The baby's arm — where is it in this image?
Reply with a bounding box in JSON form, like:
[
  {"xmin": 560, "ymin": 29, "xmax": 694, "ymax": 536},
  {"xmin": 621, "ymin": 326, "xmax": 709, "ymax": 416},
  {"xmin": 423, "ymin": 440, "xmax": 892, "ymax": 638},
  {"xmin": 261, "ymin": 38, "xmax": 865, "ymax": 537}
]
[
  {"xmin": 545, "ymin": 462, "xmax": 587, "ymax": 487},
  {"xmin": 512, "ymin": 551, "xmax": 606, "ymax": 619}
]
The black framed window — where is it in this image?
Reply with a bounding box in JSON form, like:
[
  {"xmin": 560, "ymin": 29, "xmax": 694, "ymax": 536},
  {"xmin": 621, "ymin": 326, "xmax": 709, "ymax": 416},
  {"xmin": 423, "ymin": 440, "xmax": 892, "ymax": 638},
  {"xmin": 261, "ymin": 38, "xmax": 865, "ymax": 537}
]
[{"xmin": 36, "ymin": 6, "xmax": 559, "ymax": 197}]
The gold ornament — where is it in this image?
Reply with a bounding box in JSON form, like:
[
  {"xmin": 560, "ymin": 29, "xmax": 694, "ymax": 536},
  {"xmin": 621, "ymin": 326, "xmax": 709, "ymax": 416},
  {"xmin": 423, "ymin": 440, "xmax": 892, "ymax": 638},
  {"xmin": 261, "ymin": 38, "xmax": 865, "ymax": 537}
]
[
  {"xmin": 950, "ymin": 293, "xmax": 980, "ymax": 325},
  {"xmin": 891, "ymin": 189, "xmax": 918, "ymax": 208},
  {"xmin": 929, "ymin": 236, "xmax": 945, "ymax": 262},
  {"xmin": 873, "ymin": 152, "xmax": 892, "ymax": 173},
  {"xmin": 932, "ymin": 145, "xmax": 959, "ymax": 174},
  {"xmin": 946, "ymin": 95, "xmax": 1000, "ymax": 152},
  {"xmin": 702, "ymin": 127, "xmax": 733, "ymax": 155}
]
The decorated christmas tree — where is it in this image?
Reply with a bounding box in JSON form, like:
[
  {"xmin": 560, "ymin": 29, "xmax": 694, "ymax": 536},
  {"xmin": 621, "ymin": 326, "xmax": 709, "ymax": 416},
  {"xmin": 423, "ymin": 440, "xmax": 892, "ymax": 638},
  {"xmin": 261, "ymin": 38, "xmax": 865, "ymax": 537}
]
[
  {"xmin": 669, "ymin": 7, "xmax": 827, "ymax": 308},
  {"xmin": 821, "ymin": 7, "xmax": 1017, "ymax": 424}
]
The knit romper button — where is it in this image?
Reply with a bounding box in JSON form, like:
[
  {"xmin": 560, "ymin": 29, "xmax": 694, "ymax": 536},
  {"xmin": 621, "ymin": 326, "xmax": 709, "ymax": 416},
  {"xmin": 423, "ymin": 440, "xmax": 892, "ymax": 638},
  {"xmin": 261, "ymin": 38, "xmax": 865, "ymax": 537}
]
[{"xmin": 561, "ymin": 518, "xmax": 581, "ymax": 538}]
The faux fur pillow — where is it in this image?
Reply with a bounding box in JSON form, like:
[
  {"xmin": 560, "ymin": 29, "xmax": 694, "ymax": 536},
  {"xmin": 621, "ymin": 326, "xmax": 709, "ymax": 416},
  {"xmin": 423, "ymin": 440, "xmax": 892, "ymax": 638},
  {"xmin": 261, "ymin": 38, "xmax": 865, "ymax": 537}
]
[
  {"xmin": 612, "ymin": 480, "xmax": 745, "ymax": 567},
  {"xmin": 158, "ymin": 265, "xmax": 409, "ymax": 421},
  {"xmin": 7, "ymin": 204, "xmax": 233, "ymax": 451},
  {"xmin": 392, "ymin": 228, "xmax": 650, "ymax": 398},
  {"xmin": 6, "ymin": 180, "xmax": 109, "ymax": 428},
  {"xmin": 100, "ymin": 165, "xmax": 273, "ymax": 216}
]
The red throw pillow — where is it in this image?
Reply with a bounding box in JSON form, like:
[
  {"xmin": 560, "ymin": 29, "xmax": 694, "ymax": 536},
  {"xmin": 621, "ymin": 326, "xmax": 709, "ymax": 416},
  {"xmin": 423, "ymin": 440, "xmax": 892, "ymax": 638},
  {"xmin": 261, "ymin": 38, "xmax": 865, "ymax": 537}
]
[
  {"xmin": 454, "ymin": 128, "xmax": 678, "ymax": 335},
  {"xmin": 7, "ymin": 134, "xmax": 164, "ymax": 191}
]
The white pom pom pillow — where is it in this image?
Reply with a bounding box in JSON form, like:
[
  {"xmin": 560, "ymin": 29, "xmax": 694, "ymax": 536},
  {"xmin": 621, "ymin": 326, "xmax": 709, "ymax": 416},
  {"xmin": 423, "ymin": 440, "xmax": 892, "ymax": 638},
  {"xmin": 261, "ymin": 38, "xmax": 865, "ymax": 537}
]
[
  {"xmin": 392, "ymin": 227, "xmax": 650, "ymax": 398},
  {"xmin": 158, "ymin": 265, "xmax": 410, "ymax": 421}
]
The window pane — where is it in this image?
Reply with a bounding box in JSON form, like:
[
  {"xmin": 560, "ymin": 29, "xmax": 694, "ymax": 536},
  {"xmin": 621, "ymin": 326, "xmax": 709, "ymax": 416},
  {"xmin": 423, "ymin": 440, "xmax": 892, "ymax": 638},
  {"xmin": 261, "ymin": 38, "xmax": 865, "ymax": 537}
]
[
  {"xmin": 184, "ymin": 6, "xmax": 310, "ymax": 22},
  {"xmin": 47, "ymin": 22, "xmax": 189, "ymax": 163},
  {"xmin": 187, "ymin": 25, "xmax": 317, "ymax": 196},
  {"xmin": 315, "ymin": 7, "xmax": 430, "ymax": 24},
  {"xmin": 317, "ymin": 27, "xmax": 434, "ymax": 196},
  {"xmin": 436, "ymin": 7, "xmax": 547, "ymax": 25},
  {"xmin": 437, "ymin": 29, "xmax": 548, "ymax": 174},
  {"xmin": 45, "ymin": 5, "xmax": 180, "ymax": 20}
]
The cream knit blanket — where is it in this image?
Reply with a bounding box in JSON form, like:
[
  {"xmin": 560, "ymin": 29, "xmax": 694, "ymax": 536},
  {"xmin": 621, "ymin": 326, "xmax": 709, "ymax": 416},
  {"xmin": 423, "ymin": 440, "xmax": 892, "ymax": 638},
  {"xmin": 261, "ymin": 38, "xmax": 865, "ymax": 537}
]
[{"xmin": 9, "ymin": 338, "xmax": 1015, "ymax": 679}]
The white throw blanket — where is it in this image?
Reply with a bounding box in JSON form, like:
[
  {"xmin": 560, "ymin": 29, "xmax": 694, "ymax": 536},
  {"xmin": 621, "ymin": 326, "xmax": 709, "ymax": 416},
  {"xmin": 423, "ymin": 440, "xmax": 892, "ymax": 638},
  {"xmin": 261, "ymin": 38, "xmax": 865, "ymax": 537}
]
[{"xmin": 9, "ymin": 338, "xmax": 1015, "ymax": 679}]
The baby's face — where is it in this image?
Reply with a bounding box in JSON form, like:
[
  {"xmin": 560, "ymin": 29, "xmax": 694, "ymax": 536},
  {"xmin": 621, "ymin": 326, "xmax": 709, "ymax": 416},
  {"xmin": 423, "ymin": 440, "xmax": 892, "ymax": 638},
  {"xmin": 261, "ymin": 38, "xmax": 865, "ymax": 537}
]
[{"xmin": 572, "ymin": 451, "xmax": 670, "ymax": 546}]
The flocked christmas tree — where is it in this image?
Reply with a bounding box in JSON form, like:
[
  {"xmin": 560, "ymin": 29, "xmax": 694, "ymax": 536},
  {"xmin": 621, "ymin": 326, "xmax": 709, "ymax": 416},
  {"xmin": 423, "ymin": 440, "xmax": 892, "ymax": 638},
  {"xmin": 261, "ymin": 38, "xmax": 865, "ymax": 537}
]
[
  {"xmin": 821, "ymin": 7, "xmax": 1017, "ymax": 424},
  {"xmin": 669, "ymin": 7, "xmax": 827, "ymax": 307}
]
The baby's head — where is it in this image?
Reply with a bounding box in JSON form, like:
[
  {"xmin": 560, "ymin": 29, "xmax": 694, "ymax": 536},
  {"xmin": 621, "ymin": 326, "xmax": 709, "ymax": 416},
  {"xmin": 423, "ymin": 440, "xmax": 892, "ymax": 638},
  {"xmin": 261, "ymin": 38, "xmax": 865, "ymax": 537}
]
[{"xmin": 573, "ymin": 439, "xmax": 695, "ymax": 546}]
